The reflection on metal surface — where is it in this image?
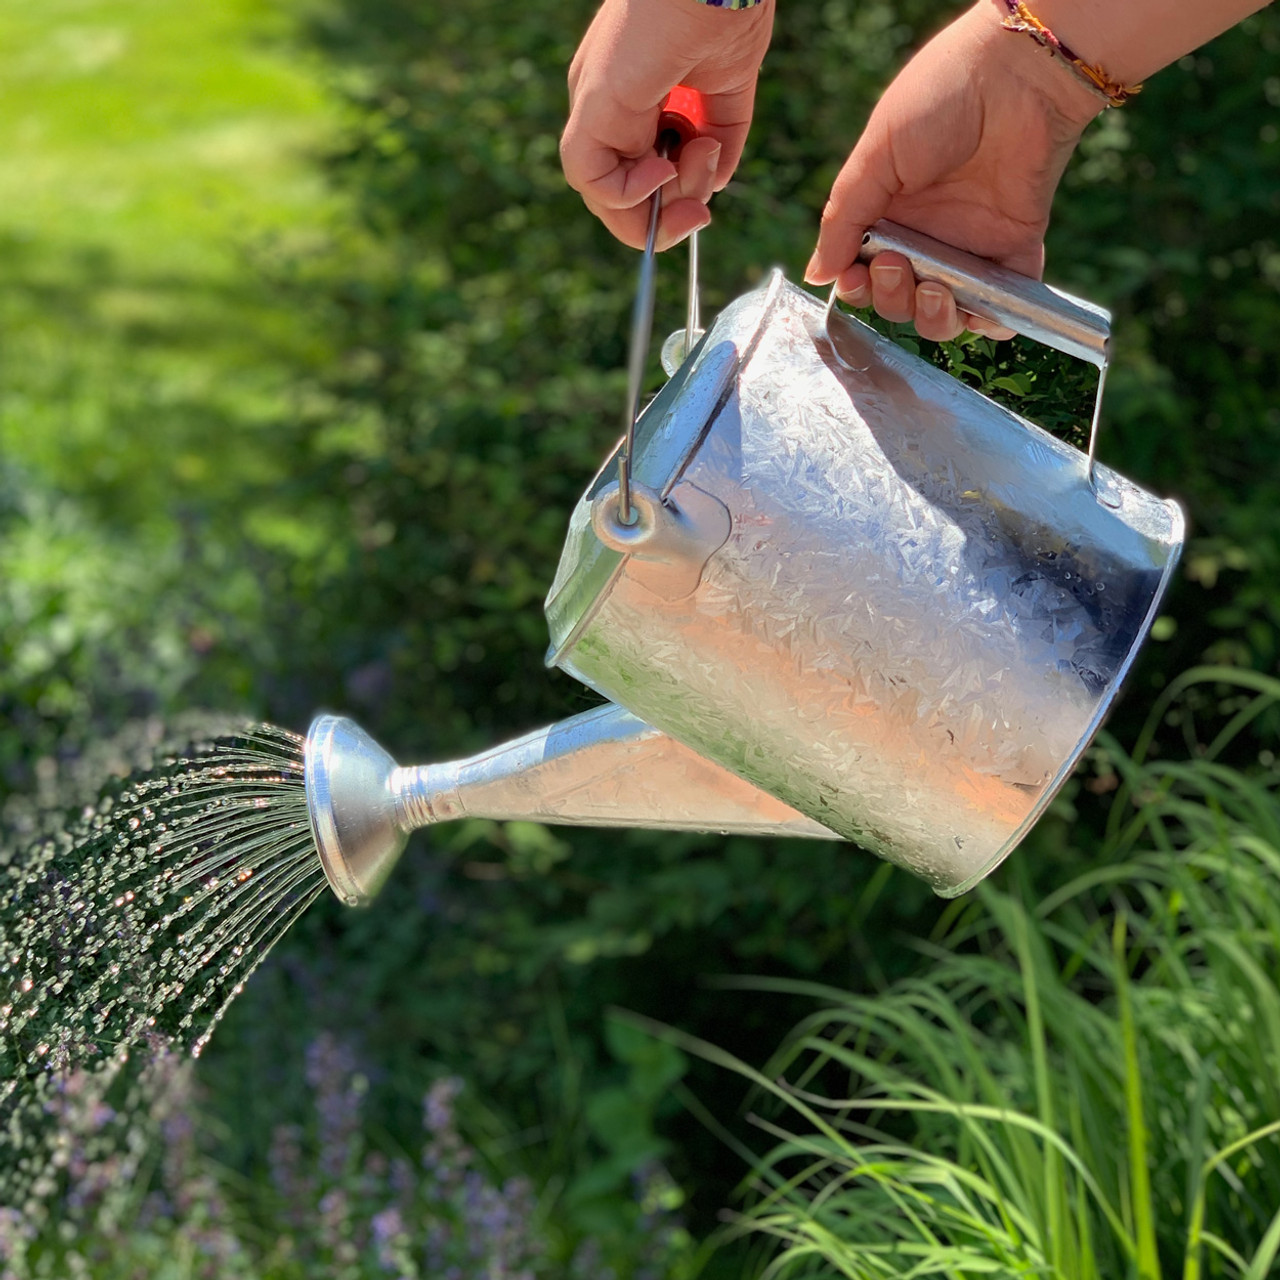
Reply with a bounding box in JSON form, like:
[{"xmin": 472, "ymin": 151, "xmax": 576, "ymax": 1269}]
[
  {"xmin": 546, "ymin": 270, "xmax": 1184, "ymax": 896},
  {"xmin": 859, "ymin": 221, "xmax": 1111, "ymax": 367},
  {"xmin": 305, "ymin": 707, "xmax": 837, "ymax": 905}
]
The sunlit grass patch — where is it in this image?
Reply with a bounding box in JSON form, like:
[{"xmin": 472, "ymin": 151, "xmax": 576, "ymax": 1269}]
[
  {"xmin": 0, "ymin": 0, "xmax": 330, "ymax": 264},
  {"xmin": 0, "ymin": 0, "xmax": 353, "ymax": 772}
]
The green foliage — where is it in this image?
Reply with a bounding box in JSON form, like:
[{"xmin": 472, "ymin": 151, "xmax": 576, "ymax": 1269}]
[
  {"xmin": 569, "ymin": 1016, "xmax": 691, "ymax": 1235},
  {"xmin": 2, "ymin": 0, "xmax": 1279, "ymax": 1272}
]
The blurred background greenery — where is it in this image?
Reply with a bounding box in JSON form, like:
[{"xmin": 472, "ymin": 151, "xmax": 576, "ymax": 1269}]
[{"xmin": 1, "ymin": 0, "xmax": 1278, "ymax": 1274}]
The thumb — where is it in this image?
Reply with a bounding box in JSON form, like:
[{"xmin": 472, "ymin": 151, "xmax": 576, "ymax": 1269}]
[{"xmin": 804, "ymin": 134, "xmax": 900, "ymax": 287}]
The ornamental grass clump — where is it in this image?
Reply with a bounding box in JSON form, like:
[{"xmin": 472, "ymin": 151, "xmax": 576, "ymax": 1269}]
[{"xmin": 665, "ymin": 669, "xmax": 1280, "ymax": 1279}]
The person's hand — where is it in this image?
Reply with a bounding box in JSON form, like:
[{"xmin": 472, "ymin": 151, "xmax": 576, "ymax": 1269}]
[
  {"xmin": 805, "ymin": 2, "xmax": 1103, "ymax": 342},
  {"xmin": 561, "ymin": 0, "xmax": 775, "ymax": 250}
]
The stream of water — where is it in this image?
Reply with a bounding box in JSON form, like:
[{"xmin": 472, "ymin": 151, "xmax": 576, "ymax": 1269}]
[{"xmin": 0, "ymin": 721, "xmax": 325, "ymax": 1228}]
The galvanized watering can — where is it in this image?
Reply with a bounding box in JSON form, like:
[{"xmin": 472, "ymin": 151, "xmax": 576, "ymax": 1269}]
[{"xmin": 305, "ymin": 223, "xmax": 1184, "ymax": 905}]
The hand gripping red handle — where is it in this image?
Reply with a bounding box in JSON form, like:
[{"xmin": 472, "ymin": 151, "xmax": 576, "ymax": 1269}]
[{"xmin": 657, "ymin": 85, "xmax": 710, "ymax": 160}]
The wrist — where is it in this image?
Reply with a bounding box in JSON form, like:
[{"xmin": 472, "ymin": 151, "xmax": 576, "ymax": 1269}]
[
  {"xmin": 636, "ymin": 0, "xmax": 776, "ymax": 75},
  {"xmin": 674, "ymin": 0, "xmax": 775, "ymax": 31},
  {"xmin": 968, "ymin": 1, "xmax": 1104, "ymax": 134},
  {"xmin": 632, "ymin": 0, "xmax": 774, "ymax": 41}
]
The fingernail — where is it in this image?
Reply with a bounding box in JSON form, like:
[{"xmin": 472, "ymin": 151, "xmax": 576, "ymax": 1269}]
[
  {"xmin": 870, "ymin": 263, "xmax": 903, "ymax": 292},
  {"xmin": 803, "ymin": 252, "xmax": 825, "ymax": 286},
  {"xmin": 706, "ymin": 143, "xmax": 722, "ymax": 176},
  {"xmin": 918, "ymin": 285, "xmax": 944, "ymax": 319},
  {"xmin": 840, "ymin": 283, "xmax": 871, "ymax": 307}
]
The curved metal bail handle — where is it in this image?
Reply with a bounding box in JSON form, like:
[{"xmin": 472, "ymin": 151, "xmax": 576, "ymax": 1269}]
[
  {"xmin": 618, "ymin": 87, "xmax": 711, "ymax": 525},
  {"xmin": 858, "ymin": 220, "xmax": 1112, "ymax": 490},
  {"xmin": 660, "ymin": 86, "xmax": 707, "ymax": 363},
  {"xmin": 820, "ymin": 283, "xmax": 870, "ymax": 374},
  {"xmin": 619, "ymin": 188, "xmax": 663, "ymax": 526}
]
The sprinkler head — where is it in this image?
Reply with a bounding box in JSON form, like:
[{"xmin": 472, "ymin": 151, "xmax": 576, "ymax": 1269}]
[{"xmin": 304, "ymin": 715, "xmax": 408, "ymax": 907}]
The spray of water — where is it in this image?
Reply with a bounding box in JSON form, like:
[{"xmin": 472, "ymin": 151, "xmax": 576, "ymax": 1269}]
[{"xmin": 0, "ymin": 722, "xmax": 325, "ymax": 1228}]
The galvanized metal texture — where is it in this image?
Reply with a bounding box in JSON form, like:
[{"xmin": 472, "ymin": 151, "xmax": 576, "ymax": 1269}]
[{"xmin": 545, "ymin": 270, "xmax": 1184, "ymax": 895}]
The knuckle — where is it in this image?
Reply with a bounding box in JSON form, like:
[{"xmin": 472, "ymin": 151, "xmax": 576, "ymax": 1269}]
[{"xmin": 558, "ymin": 129, "xmax": 579, "ymax": 174}]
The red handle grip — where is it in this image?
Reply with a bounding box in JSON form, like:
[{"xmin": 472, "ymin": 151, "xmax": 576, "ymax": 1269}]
[{"xmin": 657, "ymin": 85, "xmax": 709, "ymax": 160}]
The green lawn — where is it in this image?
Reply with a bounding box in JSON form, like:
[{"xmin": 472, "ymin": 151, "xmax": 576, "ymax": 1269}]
[
  {"xmin": 0, "ymin": 0, "xmax": 336, "ymax": 488},
  {"xmin": 0, "ymin": 0, "xmax": 328, "ymax": 263},
  {"xmin": 0, "ymin": 0, "xmax": 346, "ymax": 758}
]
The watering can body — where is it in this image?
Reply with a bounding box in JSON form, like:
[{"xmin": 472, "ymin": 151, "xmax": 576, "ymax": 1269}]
[
  {"xmin": 545, "ymin": 266, "xmax": 1184, "ymax": 896},
  {"xmin": 307, "ymin": 229, "xmax": 1185, "ymax": 907}
]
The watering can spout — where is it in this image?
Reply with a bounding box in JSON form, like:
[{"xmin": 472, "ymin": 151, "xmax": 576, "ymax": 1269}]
[
  {"xmin": 304, "ymin": 715, "xmax": 406, "ymax": 907},
  {"xmin": 304, "ymin": 706, "xmax": 838, "ymax": 906}
]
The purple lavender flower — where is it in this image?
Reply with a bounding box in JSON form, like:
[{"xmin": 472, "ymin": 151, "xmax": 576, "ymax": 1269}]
[
  {"xmin": 268, "ymin": 1122, "xmax": 311, "ymax": 1233},
  {"xmin": 371, "ymin": 1204, "xmax": 403, "ymax": 1251},
  {"xmin": 318, "ymin": 1185, "xmax": 357, "ymax": 1263},
  {"xmin": 424, "ymin": 1218, "xmax": 450, "ymax": 1274},
  {"xmin": 306, "ymin": 1033, "xmax": 364, "ymax": 1181},
  {"xmin": 390, "ymin": 1155, "xmax": 415, "ymax": 1207},
  {"xmin": 0, "ymin": 1207, "xmax": 33, "ymax": 1268},
  {"xmin": 569, "ymin": 1238, "xmax": 618, "ymax": 1280},
  {"xmin": 371, "ymin": 1204, "xmax": 417, "ymax": 1277},
  {"xmin": 424, "ymin": 1075, "xmax": 463, "ymax": 1137},
  {"xmin": 421, "ymin": 1075, "xmax": 472, "ymax": 1199}
]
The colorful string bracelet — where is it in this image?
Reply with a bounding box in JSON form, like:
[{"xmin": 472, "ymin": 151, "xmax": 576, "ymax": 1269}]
[
  {"xmin": 994, "ymin": 0, "xmax": 1142, "ymax": 107},
  {"xmin": 691, "ymin": 0, "xmax": 763, "ymax": 9}
]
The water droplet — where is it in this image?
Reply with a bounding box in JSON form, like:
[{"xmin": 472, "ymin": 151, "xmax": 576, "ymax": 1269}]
[{"xmin": 0, "ymin": 722, "xmax": 324, "ymax": 1218}]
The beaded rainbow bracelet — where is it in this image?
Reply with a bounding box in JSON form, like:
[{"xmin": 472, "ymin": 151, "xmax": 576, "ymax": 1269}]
[
  {"xmin": 995, "ymin": 0, "xmax": 1142, "ymax": 107},
  {"xmin": 692, "ymin": 0, "xmax": 763, "ymax": 9}
]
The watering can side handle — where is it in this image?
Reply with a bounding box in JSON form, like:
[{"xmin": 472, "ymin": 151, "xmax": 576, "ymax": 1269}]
[{"xmin": 859, "ymin": 221, "xmax": 1110, "ymax": 368}]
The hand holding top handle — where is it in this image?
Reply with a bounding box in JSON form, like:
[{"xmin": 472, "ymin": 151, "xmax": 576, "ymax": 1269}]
[
  {"xmin": 804, "ymin": 4, "xmax": 1102, "ymax": 343},
  {"xmin": 806, "ymin": 0, "xmax": 1270, "ymax": 343},
  {"xmin": 560, "ymin": 0, "xmax": 774, "ymax": 251}
]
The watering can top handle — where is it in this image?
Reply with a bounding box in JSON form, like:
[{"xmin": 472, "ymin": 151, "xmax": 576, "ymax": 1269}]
[
  {"xmin": 657, "ymin": 85, "xmax": 709, "ymax": 160},
  {"xmin": 858, "ymin": 221, "xmax": 1110, "ymax": 368}
]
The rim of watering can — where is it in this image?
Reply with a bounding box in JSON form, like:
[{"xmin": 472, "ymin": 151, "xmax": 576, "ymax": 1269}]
[{"xmin": 304, "ymin": 715, "xmax": 362, "ymax": 905}]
